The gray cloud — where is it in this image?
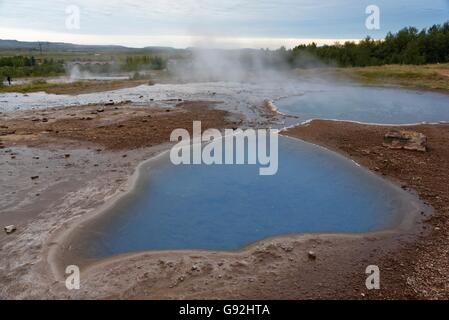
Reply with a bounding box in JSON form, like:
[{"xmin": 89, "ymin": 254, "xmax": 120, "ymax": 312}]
[{"xmin": 0, "ymin": 0, "xmax": 448, "ymax": 45}]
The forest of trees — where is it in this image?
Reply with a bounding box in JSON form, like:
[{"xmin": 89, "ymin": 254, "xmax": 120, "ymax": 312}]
[
  {"xmin": 0, "ymin": 56, "xmax": 65, "ymax": 78},
  {"xmin": 289, "ymin": 22, "xmax": 449, "ymax": 67},
  {"xmin": 122, "ymin": 55, "xmax": 167, "ymax": 71},
  {"xmin": 0, "ymin": 54, "xmax": 167, "ymax": 81}
]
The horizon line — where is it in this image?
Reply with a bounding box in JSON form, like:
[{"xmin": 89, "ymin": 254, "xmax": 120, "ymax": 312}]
[{"xmin": 0, "ymin": 27, "xmax": 365, "ymax": 50}]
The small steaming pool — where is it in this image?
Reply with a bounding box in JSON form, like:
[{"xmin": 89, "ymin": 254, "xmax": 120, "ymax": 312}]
[
  {"xmin": 276, "ymin": 86, "xmax": 449, "ymax": 124},
  {"xmin": 77, "ymin": 137, "xmax": 418, "ymax": 259}
]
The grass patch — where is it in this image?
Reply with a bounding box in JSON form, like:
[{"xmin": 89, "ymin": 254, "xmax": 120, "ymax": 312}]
[
  {"xmin": 338, "ymin": 64, "xmax": 449, "ymax": 92},
  {"xmin": 297, "ymin": 64, "xmax": 449, "ymax": 93},
  {"xmin": 0, "ymin": 80, "xmax": 58, "ymax": 93}
]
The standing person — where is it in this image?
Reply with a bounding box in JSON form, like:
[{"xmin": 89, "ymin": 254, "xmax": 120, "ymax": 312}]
[{"xmin": 6, "ymin": 76, "xmax": 11, "ymax": 85}]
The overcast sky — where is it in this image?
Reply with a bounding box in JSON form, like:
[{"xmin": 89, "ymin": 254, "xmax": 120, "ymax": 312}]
[{"xmin": 0, "ymin": 0, "xmax": 448, "ymax": 48}]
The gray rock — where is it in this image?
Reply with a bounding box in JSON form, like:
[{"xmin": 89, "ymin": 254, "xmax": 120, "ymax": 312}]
[
  {"xmin": 383, "ymin": 130, "xmax": 427, "ymax": 152},
  {"xmin": 4, "ymin": 225, "xmax": 16, "ymax": 234}
]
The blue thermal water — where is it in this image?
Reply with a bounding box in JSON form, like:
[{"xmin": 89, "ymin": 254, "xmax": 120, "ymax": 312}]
[
  {"xmin": 83, "ymin": 137, "xmax": 413, "ymax": 258},
  {"xmin": 277, "ymin": 86, "xmax": 449, "ymax": 124}
]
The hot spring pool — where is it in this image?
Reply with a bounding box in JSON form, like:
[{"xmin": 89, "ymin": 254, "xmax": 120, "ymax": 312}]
[
  {"xmin": 276, "ymin": 86, "xmax": 449, "ymax": 124},
  {"xmin": 78, "ymin": 137, "xmax": 418, "ymax": 258}
]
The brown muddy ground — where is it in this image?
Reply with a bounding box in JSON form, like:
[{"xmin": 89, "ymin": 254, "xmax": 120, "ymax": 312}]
[
  {"xmin": 0, "ymin": 101, "xmax": 234, "ymax": 150},
  {"xmin": 0, "ymin": 80, "xmax": 149, "ymax": 95},
  {"xmin": 284, "ymin": 120, "xmax": 449, "ymax": 299},
  {"xmin": 67, "ymin": 232, "xmax": 416, "ymax": 300}
]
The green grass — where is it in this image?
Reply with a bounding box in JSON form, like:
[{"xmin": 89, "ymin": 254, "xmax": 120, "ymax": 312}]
[
  {"xmin": 296, "ymin": 64, "xmax": 449, "ymax": 93},
  {"xmin": 335, "ymin": 64, "xmax": 449, "ymax": 92},
  {"xmin": 0, "ymin": 80, "xmax": 58, "ymax": 93}
]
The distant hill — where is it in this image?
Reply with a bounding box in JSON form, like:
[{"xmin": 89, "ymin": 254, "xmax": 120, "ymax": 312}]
[{"xmin": 0, "ymin": 39, "xmax": 180, "ymax": 54}]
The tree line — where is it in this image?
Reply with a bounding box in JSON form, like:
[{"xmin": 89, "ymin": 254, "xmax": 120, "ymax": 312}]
[
  {"xmin": 288, "ymin": 21, "xmax": 449, "ymax": 67},
  {"xmin": 1, "ymin": 54, "xmax": 168, "ymax": 80},
  {"xmin": 122, "ymin": 55, "xmax": 166, "ymax": 71},
  {"xmin": 0, "ymin": 56, "xmax": 65, "ymax": 78}
]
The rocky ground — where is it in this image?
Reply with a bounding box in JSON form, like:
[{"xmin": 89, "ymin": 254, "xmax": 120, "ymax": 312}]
[
  {"xmin": 284, "ymin": 120, "xmax": 449, "ymax": 299},
  {"xmin": 0, "ymin": 100, "xmax": 237, "ymax": 150},
  {"xmin": 66, "ymin": 232, "xmax": 416, "ymax": 300}
]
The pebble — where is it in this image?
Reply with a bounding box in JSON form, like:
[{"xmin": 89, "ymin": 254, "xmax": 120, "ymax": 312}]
[{"xmin": 308, "ymin": 251, "xmax": 317, "ymax": 260}]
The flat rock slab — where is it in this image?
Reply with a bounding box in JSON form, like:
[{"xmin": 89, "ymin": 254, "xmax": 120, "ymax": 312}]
[{"xmin": 383, "ymin": 130, "xmax": 427, "ymax": 152}]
